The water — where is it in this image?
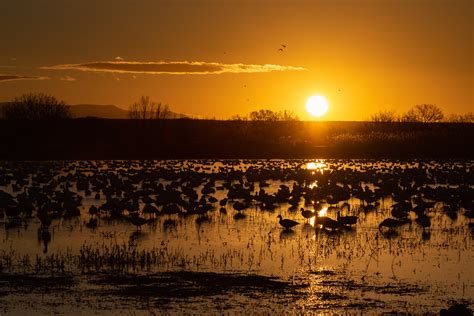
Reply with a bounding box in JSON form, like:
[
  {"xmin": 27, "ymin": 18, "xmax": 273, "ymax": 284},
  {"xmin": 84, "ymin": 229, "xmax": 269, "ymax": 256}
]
[{"xmin": 0, "ymin": 159, "xmax": 472, "ymax": 314}]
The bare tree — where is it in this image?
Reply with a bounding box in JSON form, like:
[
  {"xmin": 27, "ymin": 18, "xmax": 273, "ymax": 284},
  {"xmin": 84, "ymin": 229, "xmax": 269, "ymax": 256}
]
[
  {"xmin": 249, "ymin": 109, "xmax": 278, "ymax": 121},
  {"xmin": 401, "ymin": 104, "xmax": 444, "ymax": 123},
  {"xmin": 400, "ymin": 109, "xmax": 418, "ymax": 122},
  {"xmin": 156, "ymin": 102, "xmax": 171, "ymax": 119},
  {"xmin": 128, "ymin": 96, "xmax": 172, "ymax": 119},
  {"xmin": 229, "ymin": 114, "xmax": 249, "ymax": 121},
  {"xmin": 230, "ymin": 109, "xmax": 299, "ymax": 121},
  {"xmin": 276, "ymin": 110, "xmax": 299, "ymax": 121},
  {"xmin": 2, "ymin": 93, "xmax": 71, "ymax": 119},
  {"xmin": 371, "ymin": 110, "xmax": 398, "ymax": 122},
  {"xmin": 445, "ymin": 112, "xmax": 474, "ymax": 123}
]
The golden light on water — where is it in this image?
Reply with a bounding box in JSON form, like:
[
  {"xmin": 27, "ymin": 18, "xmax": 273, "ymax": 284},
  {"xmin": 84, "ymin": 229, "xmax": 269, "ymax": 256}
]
[
  {"xmin": 309, "ymin": 206, "xmax": 328, "ymax": 227},
  {"xmin": 306, "ymin": 161, "xmax": 327, "ymax": 176},
  {"xmin": 318, "ymin": 206, "xmax": 328, "ymax": 217},
  {"xmin": 306, "ymin": 161, "xmax": 327, "ymax": 170}
]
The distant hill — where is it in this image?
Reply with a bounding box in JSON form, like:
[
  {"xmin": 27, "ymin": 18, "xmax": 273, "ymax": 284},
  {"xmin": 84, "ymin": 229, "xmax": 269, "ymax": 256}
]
[
  {"xmin": 0, "ymin": 102, "xmax": 187, "ymax": 119},
  {"xmin": 70, "ymin": 104, "xmax": 129, "ymax": 118}
]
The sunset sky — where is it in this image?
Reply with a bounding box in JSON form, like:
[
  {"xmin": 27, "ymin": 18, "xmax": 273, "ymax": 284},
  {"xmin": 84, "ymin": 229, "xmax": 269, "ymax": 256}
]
[{"xmin": 0, "ymin": 0, "xmax": 472, "ymax": 120}]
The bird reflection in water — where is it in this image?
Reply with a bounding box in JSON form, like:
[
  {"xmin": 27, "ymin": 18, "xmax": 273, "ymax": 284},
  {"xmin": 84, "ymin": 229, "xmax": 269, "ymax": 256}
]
[
  {"xmin": 37, "ymin": 228, "xmax": 51, "ymax": 254},
  {"xmin": 421, "ymin": 230, "xmax": 431, "ymax": 241},
  {"xmin": 380, "ymin": 230, "xmax": 399, "ymax": 239},
  {"xmin": 129, "ymin": 230, "xmax": 147, "ymax": 243},
  {"xmin": 279, "ymin": 229, "xmax": 295, "ymax": 241}
]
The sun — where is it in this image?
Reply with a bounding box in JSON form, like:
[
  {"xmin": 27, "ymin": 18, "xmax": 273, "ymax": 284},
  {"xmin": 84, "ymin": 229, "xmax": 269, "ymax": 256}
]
[{"xmin": 306, "ymin": 95, "xmax": 329, "ymax": 117}]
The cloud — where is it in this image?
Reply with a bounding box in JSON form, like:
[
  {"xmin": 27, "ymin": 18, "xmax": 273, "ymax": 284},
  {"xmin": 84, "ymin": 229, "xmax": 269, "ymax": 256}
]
[
  {"xmin": 41, "ymin": 60, "xmax": 307, "ymax": 75},
  {"xmin": 59, "ymin": 76, "xmax": 77, "ymax": 82},
  {"xmin": 0, "ymin": 74, "xmax": 49, "ymax": 82}
]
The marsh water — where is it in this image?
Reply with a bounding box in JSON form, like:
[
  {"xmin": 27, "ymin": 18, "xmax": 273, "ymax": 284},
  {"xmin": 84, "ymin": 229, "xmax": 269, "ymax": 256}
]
[{"xmin": 0, "ymin": 160, "xmax": 472, "ymax": 314}]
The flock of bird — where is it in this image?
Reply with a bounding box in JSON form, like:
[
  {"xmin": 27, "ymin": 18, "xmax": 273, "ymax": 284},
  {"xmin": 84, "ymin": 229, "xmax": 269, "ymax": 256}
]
[
  {"xmin": 0, "ymin": 160, "xmax": 472, "ymax": 251},
  {"xmin": 278, "ymin": 207, "xmax": 358, "ymax": 231}
]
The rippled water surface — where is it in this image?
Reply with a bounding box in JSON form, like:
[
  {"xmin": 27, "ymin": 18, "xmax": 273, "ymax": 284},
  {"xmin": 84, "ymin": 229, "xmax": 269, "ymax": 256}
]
[{"xmin": 0, "ymin": 160, "xmax": 472, "ymax": 314}]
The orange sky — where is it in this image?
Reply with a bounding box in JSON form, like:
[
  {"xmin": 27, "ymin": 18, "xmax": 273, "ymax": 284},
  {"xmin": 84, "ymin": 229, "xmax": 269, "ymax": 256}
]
[{"xmin": 0, "ymin": 0, "xmax": 472, "ymax": 120}]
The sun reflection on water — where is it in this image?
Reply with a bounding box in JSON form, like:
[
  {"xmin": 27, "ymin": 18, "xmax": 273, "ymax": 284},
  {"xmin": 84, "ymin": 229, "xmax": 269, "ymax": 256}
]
[
  {"xmin": 308, "ymin": 206, "xmax": 328, "ymax": 227},
  {"xmin": 318, "ymin": 206, "xmax": 328, "ymax": 217},
  {"xmin": 305, "ymin": 160, "xmax": 327, "ymax": 175}
]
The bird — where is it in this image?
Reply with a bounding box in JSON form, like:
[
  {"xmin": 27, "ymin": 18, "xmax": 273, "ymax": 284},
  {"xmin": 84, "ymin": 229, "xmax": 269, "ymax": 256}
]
[
  {"xmin": 314, "ymin": 212, "xmax": 334, "ymax": 226},
  {"xmin": 300, "ymin": 208, "xmax": 316, "ymax": 221},
  {"xmin": 378, "ymin": 218, "xmax": 408, "ymax": 231},
  {"xmin": 85, "ymin": 217, "xmax": 98, "ymax": 229},
  {"xmin": 315, "ymin": 212, "xmax": 341, "ymax": 231},
  {"xmin": 219, "ymin": 198, "xmax": 228, "ymax": 206},
  {"xmin": 278, "ymin": 48, "xmax": 284, "ymax": 52},
  {"xmin": 233, "ymin": 201, "xmax": 247, "ymax": 211},
  {"xmin": 37, "ymin": 211, "xmax": 52, "ymax": 228},
  {"xmin": 322, "ymin": 219, "xmax": 343, "ymax": 231},
  {"xmin": 88, "ymin": 205, "xmax": 99, "ymax": 217},
  {"xmin": 129, "ymin": 213, "xmax": 149, "ymax": 231},
  {"xmin": 464, "ymin": 209, "xmax": 474, "ymax": 220},
  {"xmin": 337, "ymin": 211, "xmax": 358, "ymax": 226},
  {"xmin": 313, "ymin": 202, "xmax": 323, "ymax": 212},
  {"xmin": 415, "ymin": 214, "xmax": 431, "ymax": 230},
  {"xmin": 281, "ymin": 44, "xmax": 287, "ymax": 48},
  {"xmin": 277, "ymin": 215, "xmax": 299, "ymax": 229}
]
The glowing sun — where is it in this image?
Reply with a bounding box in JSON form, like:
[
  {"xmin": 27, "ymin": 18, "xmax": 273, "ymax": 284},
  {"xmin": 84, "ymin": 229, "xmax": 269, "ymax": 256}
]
[{"xmin": 306, "ymin": 95, "xmax": 329, "ymax": 117}]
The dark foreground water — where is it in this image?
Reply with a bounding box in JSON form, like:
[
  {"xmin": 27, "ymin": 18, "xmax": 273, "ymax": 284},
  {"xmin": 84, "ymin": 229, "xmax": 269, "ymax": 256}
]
[{"xmin": 0, "ymin": 160, "xmax": 472, "ymax": 315}]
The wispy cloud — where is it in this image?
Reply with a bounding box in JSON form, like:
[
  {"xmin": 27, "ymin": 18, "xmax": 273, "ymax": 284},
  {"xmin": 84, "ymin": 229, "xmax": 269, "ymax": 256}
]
[
  {"xmin": 59, "ymin": 75, "xmax": 76, "ymax": 82},
  {"xmin": 41, "ymin": 60, "xmax": 307, "ymax": 75},
  {"xmin": 0, "ymin": 74, "xmax": 49, "ymax": 82}
]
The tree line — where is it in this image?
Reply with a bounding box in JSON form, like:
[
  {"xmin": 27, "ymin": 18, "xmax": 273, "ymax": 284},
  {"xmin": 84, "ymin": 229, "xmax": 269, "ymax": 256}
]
[
  {"xmin": 0, "ymin": 93, "xmax": 175, "ymax": 120},
  {"xmin": 371, "ymin": 104, "xmax": 473, "ymax": 123},
  {"xmin": 0, "ymin": 92, "xmax": 472, "ymax": 123},
  {"xmin": 230, "ymin": 109, "xmax": 299, "ymax": 121}
]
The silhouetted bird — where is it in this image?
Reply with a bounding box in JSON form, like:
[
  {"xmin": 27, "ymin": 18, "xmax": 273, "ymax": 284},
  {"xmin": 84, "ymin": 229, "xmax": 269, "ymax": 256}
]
[
  {"xmin": 337, "ymin": 211, "xmax": 358, "ymax": 226},
  {"xmin": 415, "ymin": 214, "xmax": 431, "ymax": 230},
  {"xmin": 301, "ymin": 208, "xmax": 315, "ymax": 221},
  {"xmin": 129, "ymin": 213, "xmax": 149, "ymax": 231},
  {"xmin": 277, "ymin": 215, "xmax": 299, "ymax": 229},
  {"xmin": 378, "ymin": 218, "xmax": 408, "ymax": 231}
]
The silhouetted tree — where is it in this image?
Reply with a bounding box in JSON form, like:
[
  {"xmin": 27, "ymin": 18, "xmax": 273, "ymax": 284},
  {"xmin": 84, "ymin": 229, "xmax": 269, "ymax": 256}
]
[
  {"xmin": 400, "ymin": 109, "xmax": 418, "ymax": 122},
  {"xmin": 401, "ymin": 104, "xmax": 444, "ymax": 123},
  {"xmin": 128, "ymin": 96, "xmax": 171, "ymax": 119},
  {"xmin": 229, "ymin": 114, "xmax": 249, "ymax": 121},
  {"xmin": 231, "ymin": 109, "xmax": 299, "ymax": 121},
  {"xmin": 249, "ymin": 109, "xmax": 279, "ymax": 121},
  {"xmin": 276, "ymin": 110, "xmax": 299, "ymax": 121},
  {"xmin": 2, "ymin": 93, "xmax": 71, "ymax": 119},
  {"xmin": 371, "ymin": 110, "xmax": 397, "ymax": 122},
  {"xmin": 445, "ymin": 112, "xmax": 474, "ymax": 123}
]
